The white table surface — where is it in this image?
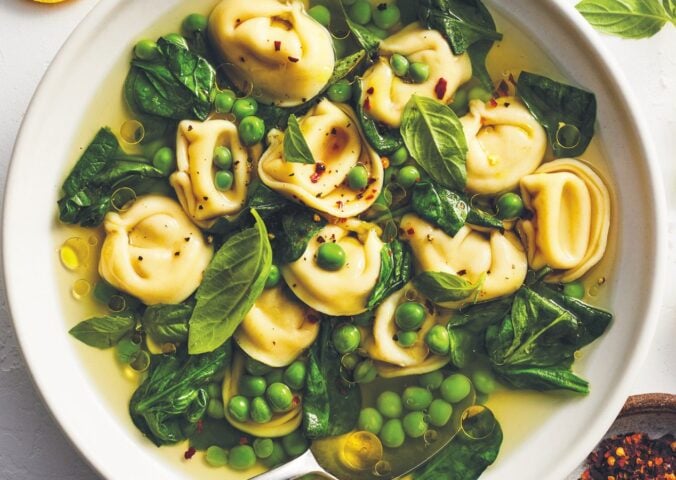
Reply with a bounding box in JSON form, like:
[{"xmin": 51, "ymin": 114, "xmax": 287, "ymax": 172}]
[{"xmin": 0, "ymin": 1, "xmax": 674, "ymax": 478}]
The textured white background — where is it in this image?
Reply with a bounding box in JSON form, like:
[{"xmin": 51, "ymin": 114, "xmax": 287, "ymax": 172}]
[{"xmin": 0, "ymin": 1, "xmax": 674, "ymax": 479}]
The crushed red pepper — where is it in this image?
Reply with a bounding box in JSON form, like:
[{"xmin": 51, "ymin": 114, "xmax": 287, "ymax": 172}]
[
  {"xmin": 310, "ymin": 162, "xmax": 326, "ymax": 183},
  {"xmin": 434, "ymin": 78, "xmax": 448, "ymax": 99},
  {"xmin": 274, "ymin": 40, "xmax": 281, "ymax": 51},
  {"xmin": 183, "ymin": 446, "xmax": 196, "ymax": 460},
  {"xmin": 579, "ymin": 432, "xmax": 674, "ymax": 480}
]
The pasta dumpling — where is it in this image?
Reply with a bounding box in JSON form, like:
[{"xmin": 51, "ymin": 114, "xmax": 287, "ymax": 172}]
[
  {"xmin": 518, "ymin": 158, "xmax": 611, "ymax": 283},
  {"xmin": 234, "ymin": 286, "xmax": 320, "ymax": 368},
  {"xmin": 99, "ymin": 195, "xmax": 213, "ymax": 305},
  {"xmin": 461, "ymin": 97, "xmax": 547, "ymax": 194},
  {"xmin": 362, "ymin": 286, "xmax": 450, "ymax": 378},
  {"xmin": 360, "ymin": 23, "xmax": 472, "ymax": 128},
  {"xmin": 282, "ymin": 222, "xmax": 383, "ymax": 316},
  {"xmin": 208, "ymin": 0, "xmax": 335, "ymax": 106},
  {"xmin": 401, "ymin": 214, "xmax": 527, "ymax": 308},
  {"xmin": 258, "ymin": 100, "xmax": 383, "ymax": 218},
  {"xmin": 170, "ymin": 119, "xmax": 253, "ymax": 228}
]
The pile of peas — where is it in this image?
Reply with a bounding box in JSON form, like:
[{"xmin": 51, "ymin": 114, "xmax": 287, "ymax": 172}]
[
  {"xmin": 343, "ymin": 0, "xmax": 402, "ymax": 38},
  {"xmin": 331, "ymin": 323, "xmax": 381, "ymax": 385},
  {"xmin": 389, "ymin": 53, "xmax": 430, "ymax": 84}
]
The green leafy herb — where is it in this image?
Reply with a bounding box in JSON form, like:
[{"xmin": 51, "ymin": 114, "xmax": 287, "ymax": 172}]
[
  {"xmin": 329, "ymin": 49, "xmax": 367, "ymax": 84},
  {"xmin": 367, "ymin": 240, "xmax": 413, "ymax": 309},
  {"xmin": 412, "ymin": 182, "xmax": 469, "ymax": 236},
  {"xmin": 142, "ymin": 304, "xmax": 193, "ymax": 344},
  {"xmin": 68, "ymin": 312, "xmax": 136, "ymax": 349},
  {"xmin": 355, "ymin": 80, "xmax": 404, "ymax": 155},
  {"xmin": 413, "ymin": 272, "xmax": 484, "ymax": 304},
  {"xmin": 576, "ymin": 0, "xmax": 675, "ymax": 39},
  {"xmin": 269, "ymin": 207, "xmax": 327, "ymax": 264},
  {"xmin": 517, "ymin": 71, "xmax": 597, "ymax": 158},
  {"xmin": 188, "ymin": 211, "xmax": 272, "ymax": 354},
  {"xmin": 466, "ymin": 205, "xmax": 503, "ymax": 230},
  {"xmin": 284, "ymin": 114, "xmax": 316, "ymax": 164},
  {"xmin": 401, "ymin": 95, "xmax": 468, "ymax": 192},
  {"xmin": 189, "ymin": 417, "xmax": 245, "ymax": 451},
  {"xmin": 467, "ymin": 39, "xmax": 496, "ymax": 91}
]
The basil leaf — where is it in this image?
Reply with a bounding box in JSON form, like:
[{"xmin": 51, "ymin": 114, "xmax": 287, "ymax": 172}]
[
  {"xmin": 412, "ymin": 182, "xmax": 469, "ymax": 237},
  {"xmin": 466, "ymin": 206, "xmax": 503, "ymax": 230},
  {"xmin": 467, "ymin": 39, "xmax": 495, "ymax": 91},
  {"xmin": 142, "ymin": 304, "xmax": 193, "ymax": 344},
  {"xmin": 68, "ymin": 312, "xmax": 136, "ymax": 349},
  {"xmin": 269, "ymin": 207, "xmax": 327, "ymax": 264},
  {"xmin": 575, "ymin": 0, "xmax": 673, "ymax": 39},
  {"xmin": 284, "ymin": 114, "xmax": 316, "ymax": 164},
  {"xmin": 413, "ymin": 272, "xmax": 484, "ymax": 303},
  {"xmin": 355, "ymin": 80, "xmax": 404, "ymax": 155},
  {"xmin": 517, "ymin": 71, "xmax": 597, "ymax": 157},
  {"xmin": 367, "ymin": 240, "xmax": 413, "ymax": 310},
  {"xmin": 401, "ymin": 95, "xmax": 468, "ymax": 191},
  {"xmin": 188, "ymin": 210, "xmax": 272, "ymax": 354},
  {"xmin": 329, "ymin": 49, "xmax": 367, "ymax": 84}
]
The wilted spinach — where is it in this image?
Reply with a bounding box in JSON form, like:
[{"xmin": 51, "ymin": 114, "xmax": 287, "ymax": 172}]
[
  {"xmin": 269, "ymin": 207, "xmax": 327, "ymax": 264},
  {"xmin": 142, "ymin": 303, "xmax": 193, "ymax": 344},
  {"xmin": 367, "ymin": 240, "xmax": 413, "ymax": 309},
  {"xmin": 68, "ymin": 312, "xmax": 136, "ymax": 349},
  {"xmin": 189, "ymin": 417, "xmax": 245, "ymax": 451}
]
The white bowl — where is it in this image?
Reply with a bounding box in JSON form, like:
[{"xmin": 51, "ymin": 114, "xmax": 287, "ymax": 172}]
[{"xmin": 2, "ymin": 0, "xmax": 666, "ymax": 479}]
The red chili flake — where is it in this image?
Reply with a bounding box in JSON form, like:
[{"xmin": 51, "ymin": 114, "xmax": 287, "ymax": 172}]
[
  {"xmin": 288, "ymin": 56, "xmax": 299, "ymax": 63},
  {"xmin": 336, "ymin": 200, "xmax": 344, "ymax": 209},
  {"xmin": 497, "ymin": 80, "xmax": 510, "ymax": 97},
  {"xmin": 489, "ymin": 98, "xmax": 498, "ymax": 107},
  {"xmin": 292, "ymin": 395, "xmax": 301, "ymax": 407},
  {"xmin": 239, "ymin": 436, "xmax": 249, "ymax": 445},
  {"xmin": 434, "ymin": 78, "xmax": 448, "ymax": 99},
  {"xmin": 184, "ymin": 447, "xmax": 196, "ymax": 460},
  {"xmin": 310, "ymin": 162, "xmax": 326, "ymax": 183},
  {"xmin": 274, "ymin": 41, "xmax": 281, "ymax": 51},
  {"xmin": 363, "ymin": 97, "xmax": 371, "ymax": 111},
  {"xmin": 317, "ymin": 235, "xmax": 326, "ymax": 244},
  {"xmin": 366, "ymin": 86, "xmax": 375, "ymax": 94},
  {"xmin": 196, "ymin": 419, "xmax": 204, "ymax": 433},
  {"xmin": 365, "ymin": 194, "xmax": 374, "ymax": 200},
  {"xmin": 407, "ymin": 228, "xmax": 415, "ymax": 235}
]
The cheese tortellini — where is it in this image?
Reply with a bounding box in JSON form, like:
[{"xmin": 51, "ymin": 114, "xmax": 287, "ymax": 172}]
[
  {"xmin": 362, "ymin": 286, "xmax": 450, "ymax": 378},
  {"xmin": 518, "ymin": 158, "xmax": 611, "ymax": 283},
  {"xmin": 234, "ymin": 286, "xmax": 320, "ymax": 368},
  {"xmin": 170, "ymin": 119, "xmax": 253, "ymax": 228},
  {"xmin": 461, "ymin": 97, "xmax": 547, "ymax": 194},
  {"xmin": 208, "ymin": 0, "xmax": 335, "ymax": 106},
  {"xmin": 99, "ymin": 196, "xmax": 213, "ymax": 305},
  {"xmin": 360, "ymin": 23, "xmax": 472, "ymax": 128},
  {"xmin": 282, "ymin": 222, "xmax": 384, "ymax": 316},
  {"xmin": 401, "ymin": 214, "xmax": 527, "ymax": 308},
  {"xmin": 258, "ymin": 100, "xmax": 384, "ymax": 218}
]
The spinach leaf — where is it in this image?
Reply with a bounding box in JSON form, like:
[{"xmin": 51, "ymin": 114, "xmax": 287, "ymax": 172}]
[
  {"xmin": 467, "ymin": 39, "xmax": 495, "ymax": 91},
  {"xmin": 129, "ymin": 343, "xmax": 231, "ymax": 446},
  {"xmin": 413, "ymin": 272, "xmax": 484, "ymax": 303},
  {"xmin": 142, "ymin": 304, "xmax": 193, "ymax": 344},
  {"xmin": 517, "ymin": 71, "xmax": 597, "ymax": 157},
  {"xmin": 284, "ymin": 114, "xmax": 316, "ymax": 164},
  {"xmin": 189, "ymin": 418, "xmax": 245, "ymax": 451},
  {"xmin": 355, "ymin": 80, "xmax": 404, "ymax": 155},
  {"xmin": 575, "ymin": 0, "xmax": 674, "ymax": 39},
  {"xmin": 466, "ymin": 205, "xmax": 503, "ymax": 230},
  {"xmin": 412, "ymin": 182, "xmax": 469, "ymax": 236},
  {"xmin": 188, "ymin": 211, "xmax": 272, "ymax": 354},
  {"xmin": 68, "ymin": 312, "xmax": 136, "ymax": 349},
  {"xmin": 401, "ymin": 95, "xmax": 468, "ymax": 191},
  {"xmin": 366, "ymin": 240, "xmax": 413, "ymax": 309},
  {"xmin": 303, "ymin": 322, "xmax": 361, "ymax": 439},
  {"xmin": 269, "ymin": 207, "xmax": 327, "ymax": 264}
]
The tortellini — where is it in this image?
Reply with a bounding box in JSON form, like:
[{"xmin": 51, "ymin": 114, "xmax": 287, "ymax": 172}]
[
  {"xmin": 208, "ymin": 0, "xmax": 335, "ymax": 106},
  {"xmin": 518, "ymin": 158, "xmax": 611, "ymax": 283},
  {"xmin": 234, "ymin": 286, "xmax": 320, "ymax": 367},
  {"xmin": 362, "ymin": 286, "xmax": 450, "ymax": 378},
  {"xmin": 223, "ymin": 353, "xmax": 302, "ymax": 437},
  {"xmin": 170, "ymin": 119, "xmax": 253, "ymax": 228},
  {"xmin": 461, "ymin": 97, "xmax": 547, "ymax": 194},
  {"xmin": 258, "ymin": 99, "xmax": 384, "ymax": 218},
  {"xmin": 282, "ymin": 221, "xmax": 384, "ymax": 316},
  {"xmin": 360, "ymin": 23, "xmax": 472, "ymax": 128},
  {"xmin": 401, "ymin": 214, "xmax": 527, "ymax": 308},
  {"xmin": 99, "ymin": 195, "xmax": 213, "ymax": 305}
]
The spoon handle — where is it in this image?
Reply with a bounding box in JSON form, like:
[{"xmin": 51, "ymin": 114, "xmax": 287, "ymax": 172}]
[{"xmin": 251, "ymin": 449, "xmax": 339, "ymax": 480}]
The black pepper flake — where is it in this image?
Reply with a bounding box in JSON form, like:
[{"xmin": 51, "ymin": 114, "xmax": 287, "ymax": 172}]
[
  {"xmin": 187, "ymin": 125, "xmax": 193, "ymax": 131},
  {"xmin": 184, "ymin": 237, "xmax": 191, "ymax": 242},
  {"xmin": 174, "ymin": 252, "xmax": 181, "ymax": 257},
  {"xmin": 317, "ymin": 236, "xmax": 326, "ymax": 244},
  {"xmin": 138, "ymin": 256, "xmax": 143, "ymax": 261},
  {"xmin": 240, "ymin": 56, "xmax": 246, "ymax": 62},
  {"xmin": 288, "ymin": 56, "xmax": 299, "ymax": 63},
  {"xmin": 331, "ymin": 128, "xmax": 337, "ymax": 135},
  {"xmin": 198, "ymin": 205, "xmax": 204, "ymax": 210},
  {"xmin": 203, "ymin": 196, "xmax": 209, "ymax": 201},
  {"xmin": 457, "ymin": 269, "xmax": 467, "ymax": 276}
]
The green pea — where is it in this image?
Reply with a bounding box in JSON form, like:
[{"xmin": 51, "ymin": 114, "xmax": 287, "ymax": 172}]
[
  {"xmin": 214, "ymin": 170, "xmax": 234, "ymax": 191},
  {"xmin": 253, "ymin": 438, "xmax": 274, "ymax": 459},
  {"xmin": 282, "ymin": 430, "xmax": 309, "ymax": 457},
  {"xmin": 347, "ymin": 164, "xmax": 369, "ymax": 190},
  {"xmin": 389, "ymin": 53, "xmax": 410, "ymax": 78},
  {"xmin": 396, "ymin": 330, "xmax": 417, "ymax": 348},
  {"xmin": 207, "ymin": 382, "xmax": 222, "ymax": 400},
  {"xmin": 402, "ymin": 411, "xmax": 428, "ymax": 438},
  {"xmin": 260, "ymin": 441, "xmax": 287, "ymax": 468},
  {"xmin": 316, "ymin": 242, "xmax": 346, "ymax": 271},
  {"xmin": 182, "ymin": 13, "xmax": 208, "ymax": 34},
  {"xmin": 396, "ymin": 165, "xmax": 421, "ymax": 189},
  {"xmin": 395, "ymin": 302, "xmax": 426, "ymax": 331},
  {"xmin": 308, "ymin": 5, "xmax": 331, "ymax": 27},
  {"xmin": 266, "ymin": 382, "xmax": 293, "ymax": 412},
  {"xmin": 205, "ymin": 445, "xmax": 229, "ymax": 467},
  {"xmin": 232, "ymin": 97, "xmax": 258, "ymax": 120},
  {"xmin": 373, "ymin": 3, "xmax": 401, "ymax": 29},
  {"xmin": 418, "ymin": 370, "xmax": 444, "ymax": 390},
  {"xmin": 332, "ymin": 324, "xmax": 361, "ymax": 354},
  {"xmin": 239, "ymin": 115, "xmax": 265, "ymax": 146},
  {"xmin": 495, "ymin": 192, "xmax": 524, "ymax": 219},
  {"xmin": 389, "ymin": 146, "xmax": 409, "ymax": 166},
  {"xmin": 214, "ymin": 90, "xmax": 236, "ymax": 113},
  {"xmin": 163, "ymin": 33, "xmax": 188, "ymax": 49},
  {"xmin": 409, "ymin": 62, "xmax": 430, "ymax": 83},
  {"xmin": 227, "ymin": 395, "xmax": 250, "ymax": 422},
  {"xmin": 245, "ymin": 356, "xmax": 272, "ymax": 376},
  {"xmin": 327, "ymin": 79, "xmax": 353, "ymax": 103},
  {"xmin": 250, "ymin": 396, "xmax": 273, "ymax": 423},
  {"xmin": 440, "ymin": 373, "xmax": 472, "ymax": 404},
  {"xmin": 239, "ymin": 375, "xmax": 267, "ymax": 397},
  {"xmin": 265, "ymin": 264, "xmax": 281, "ymax": 289},
  {"xmin": 450, "ymin": 88, "xmax": 469, "ymax": 115},
  {"xmin": 134, "ymin": 39, "xmax": 159, "ymax": 60},
  {"xmin": 348, "ymin": 0, "xmax": 372, "ymax": 25},
  {"xmin": 379, "ymin": 419, "xmax": 405, "ymax": 448},
  {"xmin": 468, "ymin": 86, "xmax": 492, "ymax": 102},
  {"xmin": 341, "ymin": 352, "xmax": 361, "ymax": 370},
  {"xmin": 472, "ymin": 369, "xmax": 496, "ymax": 395},
  {"xmin": 425, "ymin": 325, "xmax": 450, "ymax": 356},
  {"xmin": 376, "ymin": 391, "xmax": 403, "ymax": 419},
  {"xmin": 207, "ymin": 398, "xmax": 225, "ymax": 419},
  {"xmin": 402, "ymin": 386, "xmax": 433, "ymax": 411},
  {"xmin": 228, "ymin": 445, "xmax": 256, "ymax": 470},
  {"xmin": 152, "ymin": 147, "xmax": 176, "ymax": 176},
  {"xmin": 265, "ymin": 368, "xmax": 284, "ymax": 385},
  {"xmin": 283, "ymin": 361, "xmax": 307, "ymax": 390},
  {"xmin": 213, "ymin": 146, "xmax": 232, "ymax": 170},
  {"xmin": 427, "ymin": 399, "xmax": 453, "ymax": 427},
  {"xmin": 353, "ymin": 359, "xmax": 377, "ymax": 384},
  {"xmin": 366, "ymin": 23, "xmax": 388, "ymax": 39},
  {"xmin": 563, "ymin": 281, "xmax": 585, "ymax": 299},
  {"xmin": 358, "ymin": 407, "xmax": 384, "ymax": 434}
]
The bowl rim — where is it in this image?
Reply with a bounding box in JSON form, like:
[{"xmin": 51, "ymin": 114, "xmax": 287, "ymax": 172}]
[{"xmin": 1, "ymin": 0, "xmax": 667, "ymax": 479}]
